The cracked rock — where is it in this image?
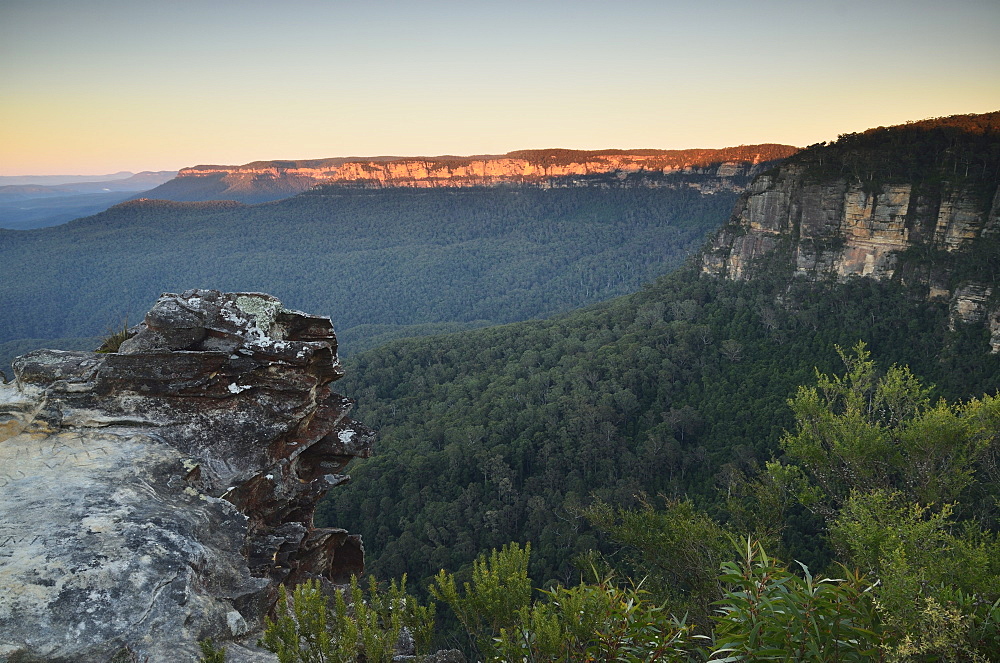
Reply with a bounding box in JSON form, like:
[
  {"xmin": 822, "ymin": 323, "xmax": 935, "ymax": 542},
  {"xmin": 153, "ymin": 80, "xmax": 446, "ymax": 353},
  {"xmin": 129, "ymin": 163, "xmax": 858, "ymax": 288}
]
[{"xmin": 0, "ymin": 290, "xmax": 373, "ymax": 662}]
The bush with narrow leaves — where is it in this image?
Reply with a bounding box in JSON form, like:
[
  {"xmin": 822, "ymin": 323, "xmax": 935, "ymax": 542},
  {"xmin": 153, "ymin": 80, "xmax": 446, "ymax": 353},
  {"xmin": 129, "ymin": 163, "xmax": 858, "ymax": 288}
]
[
  {"xmin": 260, "ymin": 576, "xmax": 434, "ymax": 663},
  {"xmin": 496, "ymin": 578, "xmax": 697, "ymax": 662},
  {"xmin": 710, "ymin": 538, "xmax": 879, "ymax": 662}
]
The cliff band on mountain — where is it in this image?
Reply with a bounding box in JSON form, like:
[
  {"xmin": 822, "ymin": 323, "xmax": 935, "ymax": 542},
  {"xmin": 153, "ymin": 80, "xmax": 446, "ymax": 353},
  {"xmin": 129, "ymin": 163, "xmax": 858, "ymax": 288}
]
[
  {"xmin": 137, "ymin": 146, "xmax": 799, "ymax": 203},
  {"xmin": 701, "ymin": 113, "xmax": 1000, "ymax": 351}
]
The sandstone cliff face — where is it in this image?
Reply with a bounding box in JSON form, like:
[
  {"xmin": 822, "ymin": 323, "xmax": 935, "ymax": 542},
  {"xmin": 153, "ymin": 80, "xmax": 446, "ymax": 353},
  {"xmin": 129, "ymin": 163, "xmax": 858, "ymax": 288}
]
[
  {"xmin": 150, "ymin": 146, "xmax": 798, "ymax": 203},
  {"xmin": 0, "ymin": 290, "xmax": 373, "ymax": 662},
  {"xmin": 702, "ymin": 157, "xmax": 1000, "ymax": 351},
  {"xmin": 300, "ymin": 146, "xmax": 796, "ymax": 189}
]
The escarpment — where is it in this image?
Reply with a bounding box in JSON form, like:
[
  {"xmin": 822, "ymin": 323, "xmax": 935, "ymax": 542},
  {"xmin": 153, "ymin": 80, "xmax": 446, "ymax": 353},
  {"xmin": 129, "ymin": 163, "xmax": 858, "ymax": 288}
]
[
  {"xmin": 0, "ymin": 290, "xmax": 373, "ymax": 662},
  {"xmin": 302, "ymin": 145, "xmax": 796, "ymax": 189},
  {"xmin": 140, "ymin": 145, "xmax": 799, "ymax": 203},
  {"xmin": 702, "ymin": 112, "xmax": 1000, "ymax": 351}
]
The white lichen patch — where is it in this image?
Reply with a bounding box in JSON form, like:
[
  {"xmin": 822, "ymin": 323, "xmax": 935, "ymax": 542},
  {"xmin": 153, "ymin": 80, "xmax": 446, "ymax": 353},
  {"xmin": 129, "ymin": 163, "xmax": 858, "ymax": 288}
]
[
  {"xmin": 227, "ymin": 383, "xmax": 250, "ymax": 394},
  {"xmin": 0, "ymin": 381, "xmax": 40, "ymax": 406},
  {"xmin": 235, "ymin": 295, "xmax": 285, "ymax": 345},
  {"xmin": 227, "ymin": 609, "xmax": 249, "ymax": 636}
]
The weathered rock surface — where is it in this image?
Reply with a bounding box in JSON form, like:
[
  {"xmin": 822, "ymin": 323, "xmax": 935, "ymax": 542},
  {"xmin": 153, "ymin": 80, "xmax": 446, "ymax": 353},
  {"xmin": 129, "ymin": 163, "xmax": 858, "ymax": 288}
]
[
  {"xmin": 702, "ymin": 168, "xmax": 1000, "ymax": 281},
  {"xmin": 0, "ymin": 290, "xmax": 373, "ymax": 662},
  {"xmin": 701, "ymin": 113, "xmax": 1000, "ymax": 350},
  {"xmin": 137, "ymin": 146, "xmax": 799, "ymax": 203}
]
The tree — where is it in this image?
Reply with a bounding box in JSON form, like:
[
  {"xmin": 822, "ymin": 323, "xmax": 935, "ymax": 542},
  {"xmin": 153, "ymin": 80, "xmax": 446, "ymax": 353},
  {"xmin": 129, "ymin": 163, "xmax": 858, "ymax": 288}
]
[
  {"xmin": 711, "ymin": 538, "xmax": 879, "ymax": 661},
  {"xmin": 428, "ymin": 542, "xmax": 532, "ymax": 660},
  {"xmin": 583, "ymin": 497, "xmax": 731, "ymax": 625},
  {"xmin": 260, "ymin": 576, "xmax": 435, "ymax": 663},
  {"xmin": 830, "ymin": 490, "xmax": 1000, "ymax": 660},
  {"xmin": 779, "ymin": 341, "xmax": 997, "ymax": 517},
  {"xmin": 767, "ymin": 343, "xmax": 1000, "ymax": 658}
]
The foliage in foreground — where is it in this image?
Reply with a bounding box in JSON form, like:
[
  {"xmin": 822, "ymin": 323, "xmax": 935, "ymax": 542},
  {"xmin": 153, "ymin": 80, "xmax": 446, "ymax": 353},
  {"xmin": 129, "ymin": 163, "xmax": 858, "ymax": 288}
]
[
  {"xmin": 259, "ymin": 575, "xmax": 434, "ymax": 663},
  {"xmin": 710, "ymin": 538, "xmax": 878, "ymax": 661},
  {"xmin": 582, "ymin": 497, "xmax": 731, "ymax": 627},
  {"xmin": 197, "ymin": 639, "xmax": 226, "ymax": 663},
  {"xmin": 428, "ymin": 542, "xmax": 533, "ymax": 660},
  {"xmin": 257, "ymin": 539, "xmax": 883, "ymax": 662},
  {"xmin": 496, "ymin": 578, "xmax": 697, "ymax": 662},
  {"xmin": 761, "ymin": 344, "xmax": 1000, "ymax": 657},
  {"xmin": 255, "ymin": 349, "xmax": 1000, "ymax": 662}
]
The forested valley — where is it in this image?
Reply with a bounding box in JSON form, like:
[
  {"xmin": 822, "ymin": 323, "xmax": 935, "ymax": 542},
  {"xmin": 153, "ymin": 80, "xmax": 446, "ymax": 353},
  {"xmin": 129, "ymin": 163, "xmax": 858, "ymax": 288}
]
[
  {"xmin": 303, "ymin": 116, "xmax": 1000, "ymax": 660},
  {"xmin": 319, "ymin": 254, "xmax": 997, "ymax": 567},
  {"xmin": 307, "ymin": 261, "xmax": 1000, "ymax": 660},
  {"xmin": 0, "ymin": 185, "xmax": 735, "ymax": 371},
  {"xmin": 6, "ymin": 114, "xmax": 1000, "ymax": 660}
]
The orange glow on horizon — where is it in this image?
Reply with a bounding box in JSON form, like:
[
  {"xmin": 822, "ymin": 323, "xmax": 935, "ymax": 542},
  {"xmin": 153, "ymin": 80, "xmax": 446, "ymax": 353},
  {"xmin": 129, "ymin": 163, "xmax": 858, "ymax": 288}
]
[{"xmin": 2, "ymin": 1, "xmax": 998, "ymax": 176}]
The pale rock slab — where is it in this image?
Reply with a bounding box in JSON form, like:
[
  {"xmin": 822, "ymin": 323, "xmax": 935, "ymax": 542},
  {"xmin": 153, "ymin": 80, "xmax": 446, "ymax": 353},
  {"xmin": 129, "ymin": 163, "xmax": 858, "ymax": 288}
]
[{"xmin": 0, "ymin": 290, "xmax": 373, "ymax": 662}]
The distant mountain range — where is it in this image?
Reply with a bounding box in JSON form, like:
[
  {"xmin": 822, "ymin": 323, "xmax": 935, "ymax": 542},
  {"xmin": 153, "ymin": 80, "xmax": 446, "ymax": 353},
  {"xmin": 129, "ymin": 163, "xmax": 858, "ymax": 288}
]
[
  {"xmin": 0, "ymin": 171, "xmax": 177, "ymax": 198},
  {"xmin": 1, "ymin": 147, "xmax": 800, "ymax": 228},
  {"xmin": 136, "ymin": 146, "xmax": 799, "ymax": 204},
  {"xmin": 0, "ymin": 171, "xmax": 176, "ymax": 230},
  {"xmin": 0, "ymin": 172, "xmax": 139, "ymax": 187}
]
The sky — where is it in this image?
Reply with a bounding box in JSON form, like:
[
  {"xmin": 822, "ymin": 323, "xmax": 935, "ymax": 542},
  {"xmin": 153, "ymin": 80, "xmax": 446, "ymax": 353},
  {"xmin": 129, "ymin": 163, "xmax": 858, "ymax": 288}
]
[{"xmin": 2, "ymin": 0, "xmax": 999, "ymax": 176}]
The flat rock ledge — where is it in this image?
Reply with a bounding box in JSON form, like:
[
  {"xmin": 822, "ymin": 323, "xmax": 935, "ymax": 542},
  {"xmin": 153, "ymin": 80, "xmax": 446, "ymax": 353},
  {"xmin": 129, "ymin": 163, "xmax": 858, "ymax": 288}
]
[{"xmin": 0, "ymin": 290, "xmax": 374, "ymax": 662}]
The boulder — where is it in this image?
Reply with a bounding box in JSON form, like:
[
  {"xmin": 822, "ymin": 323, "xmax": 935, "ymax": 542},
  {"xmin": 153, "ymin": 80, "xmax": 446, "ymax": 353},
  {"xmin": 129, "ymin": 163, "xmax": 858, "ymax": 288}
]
[{"xmin": 0, "ymin": 290, "xmax": 373, "ymax": 662}]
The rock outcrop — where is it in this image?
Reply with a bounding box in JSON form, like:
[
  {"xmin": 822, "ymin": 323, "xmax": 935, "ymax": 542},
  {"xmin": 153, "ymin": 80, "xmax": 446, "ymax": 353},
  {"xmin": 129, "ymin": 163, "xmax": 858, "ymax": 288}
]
[
  {"xmin": 701, "ymin": 112, "xmax": 1000, "ymax": 350},
  {"xmin": 701, "ymin": 168, "xmax": 1000, "ymax": 282},
  {"xmin": 0, "ymin": 290, "xmax": 373, "ymax": 662},
  {"xmin": 138, "ymin": 146, "xmax": 799, "ymax": 203}
]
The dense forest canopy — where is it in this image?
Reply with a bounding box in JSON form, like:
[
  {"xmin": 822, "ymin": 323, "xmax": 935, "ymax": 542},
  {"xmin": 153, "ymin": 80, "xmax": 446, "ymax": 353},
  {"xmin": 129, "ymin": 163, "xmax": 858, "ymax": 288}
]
[
  {"xmin": 0, "ymin": 185, "xmax": 738, "ymax": 371},
  {"xmin": 318, "ymin": 260, "xmax": 1000, "ymax": 590}
]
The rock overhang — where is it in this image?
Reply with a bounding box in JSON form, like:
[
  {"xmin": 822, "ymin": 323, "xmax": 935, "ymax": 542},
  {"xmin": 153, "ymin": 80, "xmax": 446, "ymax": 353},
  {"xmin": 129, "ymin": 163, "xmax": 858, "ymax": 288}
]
[{"xmin": 0, "ymin": 289, "xmax": 372, "ymax": 662}]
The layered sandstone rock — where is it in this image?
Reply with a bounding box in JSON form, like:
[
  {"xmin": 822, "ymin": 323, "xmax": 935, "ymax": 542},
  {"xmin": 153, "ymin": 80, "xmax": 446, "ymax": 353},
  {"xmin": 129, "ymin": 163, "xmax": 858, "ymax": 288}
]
[
  {"xmin": 145, "ymin": 145, "xmax": 798, "ymax": 203},
  {"xmin": 701, "ymin": 143, "xmax": 1000, "ymax": 350},
  {"xmin": 700, "ymin": 166, "xmax": 996, "ymax": 281},
  {"xmin": 0, "ymin": 290, "xmax": 373, "ymax": 662}
]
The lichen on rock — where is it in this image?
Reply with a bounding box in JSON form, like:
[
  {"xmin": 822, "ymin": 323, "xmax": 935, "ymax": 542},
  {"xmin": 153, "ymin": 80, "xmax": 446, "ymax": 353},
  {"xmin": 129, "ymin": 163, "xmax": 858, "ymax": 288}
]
[{"xmin": 0, "ymin": 289, "xmax": 373, "ymax": 662}]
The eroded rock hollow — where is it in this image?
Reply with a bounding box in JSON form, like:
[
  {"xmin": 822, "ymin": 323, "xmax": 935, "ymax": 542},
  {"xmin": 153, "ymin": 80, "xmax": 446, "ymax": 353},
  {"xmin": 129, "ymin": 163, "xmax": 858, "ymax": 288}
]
[{"xmin": 0, "ymin": 290, "xmax": 374, "ymax": 662}]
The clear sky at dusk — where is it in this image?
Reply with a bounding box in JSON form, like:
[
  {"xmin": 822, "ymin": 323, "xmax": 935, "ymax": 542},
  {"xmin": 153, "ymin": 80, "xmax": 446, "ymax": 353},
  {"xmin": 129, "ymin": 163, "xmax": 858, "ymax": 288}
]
[{"xmin": 2, "ymin": 0, "xmax": 999, "ymax": 175}]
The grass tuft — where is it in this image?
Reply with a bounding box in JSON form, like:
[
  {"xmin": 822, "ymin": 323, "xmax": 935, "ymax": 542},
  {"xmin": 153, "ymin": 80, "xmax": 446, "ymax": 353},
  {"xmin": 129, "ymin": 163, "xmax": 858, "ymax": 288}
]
[{"xmin": 95, "ymin": 318, "xmax": 137, "ymax": 353}]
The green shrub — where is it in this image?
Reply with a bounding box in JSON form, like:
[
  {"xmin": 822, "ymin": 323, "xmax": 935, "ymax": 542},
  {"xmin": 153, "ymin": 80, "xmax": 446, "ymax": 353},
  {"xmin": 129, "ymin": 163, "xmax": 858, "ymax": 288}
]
[
  {"xmin": 584, "ymin": 496, "xmax": 731, "ymax": 624},
  {"xmin": 885, "ymin": 596, "xmax": 994, "ymax": 662},
  {"xmin": 260, "ymin": 576, "xmax": 435, "ymax": 663},
  {"xmin": 198, "ymin": 639, "xmax": 226, "ymax": 663},
  {"xmin": 95, "ymin": 318, "xmax": 135, "ymax": 353},
  {"xmin": 710, "ymin": 537, "xmax": 879, "ymax": 661},
  {"xmin": 496, "ymin": 578, "xmax": 697, "ymax": 662},
  {"xmin": 429, "ymin": 542, "xmax": 531, "ymax": 661}
]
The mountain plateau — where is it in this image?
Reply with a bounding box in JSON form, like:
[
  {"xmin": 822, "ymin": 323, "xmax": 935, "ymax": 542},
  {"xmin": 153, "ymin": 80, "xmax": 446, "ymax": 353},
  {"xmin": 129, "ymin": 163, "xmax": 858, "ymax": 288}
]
[{"xmin": 139, "ymin": 146, "xmax": 799, "ymax": 204}]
